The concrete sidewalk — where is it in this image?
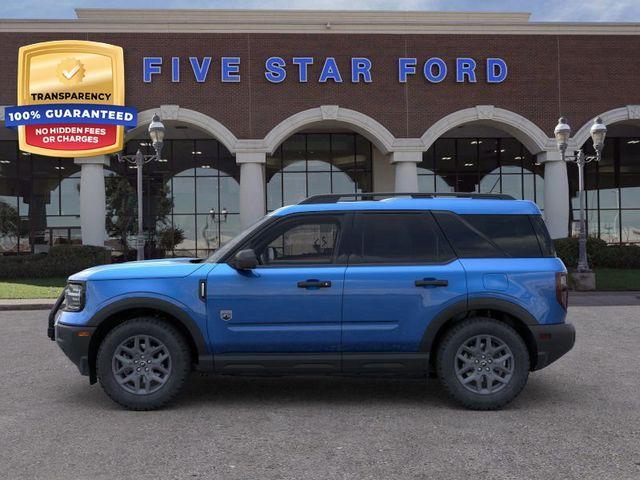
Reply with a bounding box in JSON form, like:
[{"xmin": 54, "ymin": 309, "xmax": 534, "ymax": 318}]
[
  {"xmin": 569, "ymin": 291, "xmax": 640, "ymax": 306},
  {"xmin": 1, "ymin": 291, "xmax": 640, "ymax": 312},
  {"xmin": 0, "ymin": 299, "xmax": 57, "ymax": 311}
]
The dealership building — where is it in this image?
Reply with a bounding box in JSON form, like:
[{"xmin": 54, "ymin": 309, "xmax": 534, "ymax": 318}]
[{"xmin": 0, "ymin": 9, "xmax": 639, "ymax": 255}]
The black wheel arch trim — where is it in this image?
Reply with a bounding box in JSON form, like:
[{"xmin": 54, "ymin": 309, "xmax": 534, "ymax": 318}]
[
  {"xmin": 420, "ymin": 297, "xmax": 538, "ymax": 353},
  {"xmin": 87, "ymin": 297, "xmax": 213, "ymax": 370}
]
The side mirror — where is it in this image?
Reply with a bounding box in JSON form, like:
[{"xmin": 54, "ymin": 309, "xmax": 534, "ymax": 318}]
[{"xmin": 232, "ymin": 249, "xmax": 258, "ymax": 270}]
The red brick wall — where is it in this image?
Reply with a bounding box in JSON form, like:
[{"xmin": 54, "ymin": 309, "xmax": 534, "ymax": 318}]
[{"xmin": 0, "ymin": 32, "xmax": 638, "ymax": 140}]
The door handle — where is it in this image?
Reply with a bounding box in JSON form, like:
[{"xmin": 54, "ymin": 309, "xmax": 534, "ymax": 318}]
[
  {"xmin": 297, "ymin": 280, "xmax": 332, "ymax": 289},
  {"xmin": 415, "ymin": 279, "xmax": 448, "ymax": 287}
]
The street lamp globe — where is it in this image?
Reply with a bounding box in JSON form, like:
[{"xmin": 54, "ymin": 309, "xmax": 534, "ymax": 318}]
[
  {"xmin": 148, "ymin": 113, "xmax": 165, "ymax": 156},
  {"xmin": 589, "ymin": 116, "xmax": 607, "ymax": 155},
  {"xmin": 554, "ymin": 117, "xmax": 571, "ymax": 153}
]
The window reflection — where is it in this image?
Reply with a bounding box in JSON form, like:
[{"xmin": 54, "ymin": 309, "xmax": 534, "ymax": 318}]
[
  {"xmin": 266, "ymin": 133, "xmax": 373, "ymax": 210},
  {"xmin": 419, "ymin": 138, "xmax": 543, "ymax": 206},
  {"xmin": 0, "ymin": 145, "xmax": 83, "ymax": 253},
  {"xmin": 115, "ymin": 138, "xmax": 240, "ymax": 257},
  {"xmin": 569, "ymin": 137, "xmax": 640, "ymax": 244}
]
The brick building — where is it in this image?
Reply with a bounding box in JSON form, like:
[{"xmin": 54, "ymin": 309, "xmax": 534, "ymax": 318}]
[{"xmin": 0, "ymin": 9, "xmax": 639, "ymax": 255}]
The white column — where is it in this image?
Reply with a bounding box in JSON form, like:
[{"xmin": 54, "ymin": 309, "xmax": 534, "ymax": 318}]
[
  {"xmin": 538, "ymin": 151, "xmax": 569, "ymax": 239},
  {"xmin": 391, "ymin": 151, "xmax": 422, "ymax": 192},
  {"xmin": 237, "ymin": 151, "xmax": 266, "ymax": 228},
  {"xmin": 74, "ymin": 155, "xmax": 109, "ymax": 246}
]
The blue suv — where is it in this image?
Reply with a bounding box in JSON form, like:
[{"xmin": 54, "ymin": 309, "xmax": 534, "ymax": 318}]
[{"xmin": 49, "ymin": 193, "xmax": 575, "ymax": 411}]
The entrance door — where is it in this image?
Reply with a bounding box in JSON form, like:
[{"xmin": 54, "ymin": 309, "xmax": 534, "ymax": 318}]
[
  {"xmin": 207, "ymin": 213, "xmax": 348, "ymax": 371},
  {"xmin": 341, "ymin": 212, "xmax": 467, "ymax": 369}
]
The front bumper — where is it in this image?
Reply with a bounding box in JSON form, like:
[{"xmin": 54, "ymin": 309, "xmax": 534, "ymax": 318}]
[
  {"xmin": 48, "ymin": 294, "xmax": 94, "ymax": 376},
  {"xmin": 54, "ymin": 322, "xmax": 96, "ymax": 376},
  {"xmin": 530, "ymin": 322, "xmax": 576, "ymax": 370}
]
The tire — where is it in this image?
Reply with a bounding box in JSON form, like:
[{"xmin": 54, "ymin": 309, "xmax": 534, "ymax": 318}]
[
  {"xmin": 436, "ymin": 317, "xmax": 530, "ymax": 410},
  {"xmin": 96, "ymin": 317, "xmax": 191, "ymax": 411}
]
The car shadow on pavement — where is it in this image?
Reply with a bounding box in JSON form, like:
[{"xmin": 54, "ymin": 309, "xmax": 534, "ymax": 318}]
[
  {"xmin": 181, "ymin": 374, "xmax": 579, "ymax": 411},
  {"xmin": 61, "ymin": 372, "xmax": 579, "ymax": 412}
]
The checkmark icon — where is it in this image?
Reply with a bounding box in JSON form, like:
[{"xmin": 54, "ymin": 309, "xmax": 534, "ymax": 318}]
[{"xmin": 62, "ymin": 64, "xmax": 80, "ymax": 79}]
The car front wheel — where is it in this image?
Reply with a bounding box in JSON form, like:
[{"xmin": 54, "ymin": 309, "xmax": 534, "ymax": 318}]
[
  {"xmin": 96, "ymin": 317, "xmax": 191, "ymax": 410},
  {"xmin": 436, "ymin": 317, "xmax": 530, "ymax": 410}
]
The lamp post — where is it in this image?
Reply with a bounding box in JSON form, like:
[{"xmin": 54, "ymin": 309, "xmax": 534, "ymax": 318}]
[
  {"xmin": 202, "ymin": 207, "xmax": 229, "ymax": 251},
  {"xmin": 117, "ymin": 113, "xmax": 166, "ymax": 261},
  {"xmin": 554, "ymin": 116, "xmax": 607, "ymax": 273}
]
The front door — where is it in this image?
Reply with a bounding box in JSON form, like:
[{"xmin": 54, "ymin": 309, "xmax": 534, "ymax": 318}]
[
  {"xmin": 341, "ymin": 212, "xmax": 467, "ymax": 361},
  {"xmin": 207, "ymin": 214, "xmax": 349, "ymax": 371}
]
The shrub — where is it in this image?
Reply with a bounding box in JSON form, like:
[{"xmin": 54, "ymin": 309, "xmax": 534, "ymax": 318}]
[
  {"xmin": 157, "ymin": 226, "xmax": 185, "ymax": 254},
  {"xmin": 554, "ymin": 237, "xmax": 640, "ymax": 269},
  {"xmin": 0, "ymin": 245, "xmax": 111, "ymax": 279}
]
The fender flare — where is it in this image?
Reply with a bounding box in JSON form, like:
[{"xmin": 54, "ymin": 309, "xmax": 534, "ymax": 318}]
[
  {"xmin": 420, "ymin": 297, "xmax": 538, "ymax": 353},
  {"xmin": 87, "ymin": 297, "xmax": 212, "ymax": 370}
]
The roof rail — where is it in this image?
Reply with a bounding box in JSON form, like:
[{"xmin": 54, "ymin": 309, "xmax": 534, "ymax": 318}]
[{"xmin": 298, "ymin": 192, "xmax": 515, "ymax": 204}]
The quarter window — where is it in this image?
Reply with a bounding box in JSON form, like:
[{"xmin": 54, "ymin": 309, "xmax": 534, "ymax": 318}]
[
  {"xmin": 434, "ymin": 212, "xmax": 550, "ymax": 258},
  {"xmin": 433, "ymin": 212, "xmax": 504, "ymax": 258},
  {"xmin": 356, "ymin": 213, "xmax": 454, "ymax": 264},
  {"xmin": 461, "ymin": 214, "xmax": 544, "ymax": 258}
]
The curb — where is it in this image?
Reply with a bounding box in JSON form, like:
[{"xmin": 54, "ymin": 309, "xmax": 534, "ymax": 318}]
[{"xmin": 0, "ymin": 302, "xmax": 55, "ymax": 311}]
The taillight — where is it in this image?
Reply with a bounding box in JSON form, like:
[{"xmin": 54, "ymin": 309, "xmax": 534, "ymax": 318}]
[{"xmin": 556, "ymin": 272, "xmax": 568, "ymax": 310}]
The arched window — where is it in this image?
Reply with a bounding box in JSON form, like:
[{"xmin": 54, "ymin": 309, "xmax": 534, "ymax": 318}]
[
  {"xmin": 418, "ymin": 137, "xmax": 544, "ymax": 209},
  {"xmin": 266, "ymin": 133, "xmax": 373, "ymax": 211},
  {"xmin": 111, "ymin": 138, "xmax": 241, "ymax": 257}
]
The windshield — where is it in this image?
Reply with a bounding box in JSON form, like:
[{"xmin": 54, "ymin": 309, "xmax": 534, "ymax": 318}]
[{"xmin": 206, "ymin": 215, "xmax": 272, "ymax": 263}]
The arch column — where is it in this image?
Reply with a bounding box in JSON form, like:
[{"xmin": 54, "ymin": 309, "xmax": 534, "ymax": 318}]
[
  {"xmin": 74, "ymin": 155, "xmax": 109, "ymax": 246},
  {"xmin": 391, "ymin": 151, "xmax": 422, "ymax": 192},
  {"xmin": 538, "ymin": 151, "xmax": 569, "ymax": 239},
  {"xmin": 237, "ymin": 151, "xmax": 266, "ymax": 228}
]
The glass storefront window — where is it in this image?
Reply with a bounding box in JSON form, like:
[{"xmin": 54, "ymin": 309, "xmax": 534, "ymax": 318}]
[
  {"xmin": 419, "ymin": 137, "xmax": 543, "ymax": 206},
  {"xmin": 621, "ymin": 210, "xmax": 640, "ymax": 243},
  {"xmin": 266, "ymin": 133, "xmax": 373, "ymax": 210},
  {"xmin": 109, "ymin": 138, "xmax": 240, "ymax": 257},
  {"xmin": 569, "ymin": 137, "xmax": 640, "ymax": 244}
]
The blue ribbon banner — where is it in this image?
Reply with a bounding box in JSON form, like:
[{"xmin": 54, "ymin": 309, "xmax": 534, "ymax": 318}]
[{"xmin": 4, "ymin": 104, "xmax": 137, "ymax": 128}]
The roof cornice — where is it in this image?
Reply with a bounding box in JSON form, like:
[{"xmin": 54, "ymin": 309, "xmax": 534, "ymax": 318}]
[{"xmin": 0, "ymin": 9, "xmax": 638, "ymax": 35}]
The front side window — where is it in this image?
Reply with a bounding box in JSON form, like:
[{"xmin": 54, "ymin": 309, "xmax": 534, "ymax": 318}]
[
  {"xmin": 355, "ymin": 213, "xmax": 454, "ymax": 264},
  {"xmin": 257, "ymin": 218, "xmax": 340, "ymax": 266}
]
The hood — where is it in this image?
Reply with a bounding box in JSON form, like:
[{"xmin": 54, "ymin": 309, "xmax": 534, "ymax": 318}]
[{"xmin": 68, "ymin": 258, "xmax": 208, "ymax": 281}]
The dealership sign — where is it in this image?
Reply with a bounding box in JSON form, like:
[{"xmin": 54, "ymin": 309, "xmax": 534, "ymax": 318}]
[
  {"xmin": 142, "ymin": 56, "xmax": 508, "ymax": 84},
  {"xmin": 5, "ymin": 40, "xmax": 136, "ymax": 157}
]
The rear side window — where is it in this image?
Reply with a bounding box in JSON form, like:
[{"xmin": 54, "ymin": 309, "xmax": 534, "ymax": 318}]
[
  {"xmin": 434, "ymin": 212, "xmax": 551, "ymax": 258},
  {"xmin": 433, "ymin": 212, "xmax": 505, "ymax": 258},
  {"xmin": 355, "ymin": 212, "xmax": 455, "ymax": 264},
  {"xmin": 530, "ymin": 215, "xmax": 556, "ymax": 257},
  {"xmin": 461, "ymin": 215, "xmax": 544, "ymax": 258}
]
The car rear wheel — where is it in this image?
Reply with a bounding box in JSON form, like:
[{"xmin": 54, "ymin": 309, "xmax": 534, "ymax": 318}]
[
  {"xmin": 436, "ymin": 317, "xmax": 530, "ymax": 410},
  {"xmin": 96, "ymin": 317, "xmax": 191, "ymax": 410}
]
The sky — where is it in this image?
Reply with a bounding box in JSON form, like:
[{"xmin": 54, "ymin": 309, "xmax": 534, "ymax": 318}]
[{"xmin": 1, "ymin": 0, "xmax": 639, "ymax": 22}]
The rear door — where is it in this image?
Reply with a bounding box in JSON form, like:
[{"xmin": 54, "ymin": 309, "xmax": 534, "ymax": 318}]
[{"xmin": 341, "ymin": 211, "xmax": 467, "ymax": 355}]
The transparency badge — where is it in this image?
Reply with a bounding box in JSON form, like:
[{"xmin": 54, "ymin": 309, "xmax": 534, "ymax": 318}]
[{"xmin": 5, "ymin": 40, "xmax": 136, "ymax": 157}]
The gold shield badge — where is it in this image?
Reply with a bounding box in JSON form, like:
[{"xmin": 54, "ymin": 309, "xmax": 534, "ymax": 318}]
[{"xmin": 15, "ymin": 40, "xmax": 126, "ymax": 157}]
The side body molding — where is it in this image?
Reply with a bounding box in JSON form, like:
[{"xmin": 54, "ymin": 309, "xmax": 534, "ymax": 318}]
[
  {"xmin": 88, "ymin": 297, "xmax": 213, "ymax": 371},
  {"xmin": 419, "ymin": 297, "xmax": 538, "ymax": 353}
]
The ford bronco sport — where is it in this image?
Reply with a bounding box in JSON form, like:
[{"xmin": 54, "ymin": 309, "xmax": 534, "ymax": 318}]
[{"xmin": 49, "ymin": 192, "xmax": 574, "ymax": 410}]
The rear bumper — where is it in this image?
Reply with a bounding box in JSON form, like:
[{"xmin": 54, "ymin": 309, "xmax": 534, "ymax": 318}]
[
  {"xmin": 55, "ymin": 322, "xmax": 95, "ymax": 376},
  {"xmin": 530, "ymin": 322, "xmax": 576, "ymax": 371}
]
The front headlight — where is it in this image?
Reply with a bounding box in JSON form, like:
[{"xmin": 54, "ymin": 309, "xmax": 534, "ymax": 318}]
[{"xmin": 63, "ymin": 282, "xmax": 85, "ymax": 312}]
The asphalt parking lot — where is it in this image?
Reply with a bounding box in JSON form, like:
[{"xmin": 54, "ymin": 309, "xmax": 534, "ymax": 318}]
[{"xmin": 0, "ymin": 307, "xmax": 639, "ymax": 480}]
